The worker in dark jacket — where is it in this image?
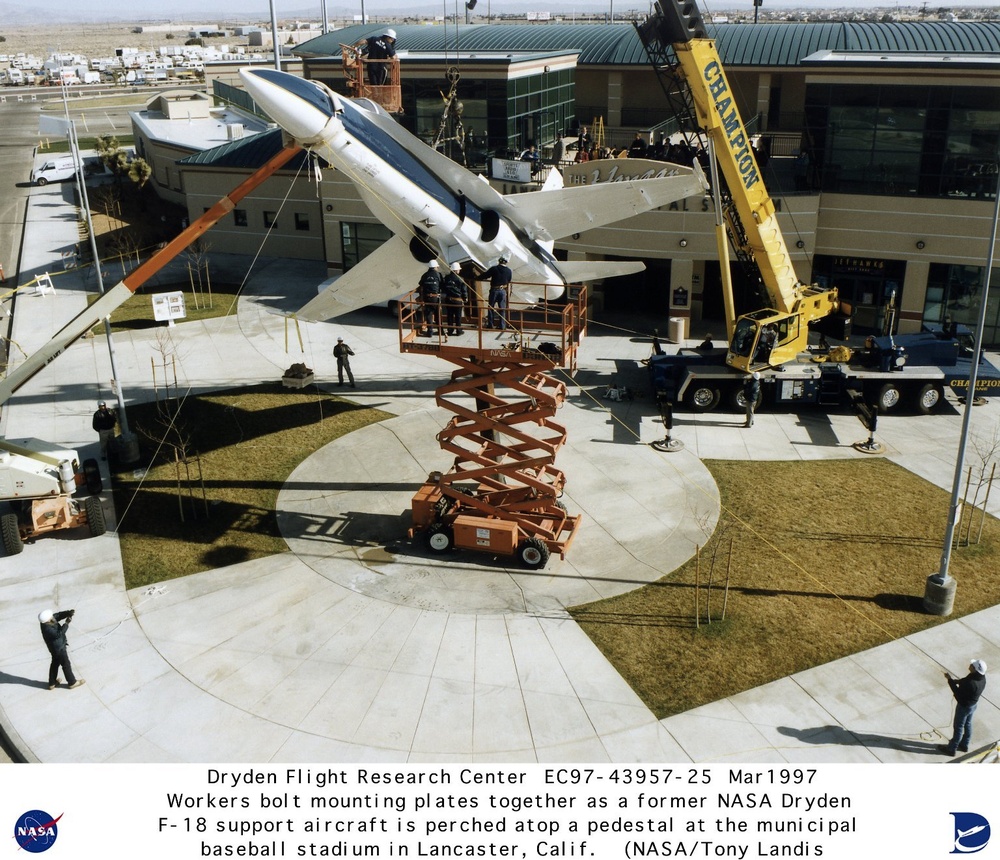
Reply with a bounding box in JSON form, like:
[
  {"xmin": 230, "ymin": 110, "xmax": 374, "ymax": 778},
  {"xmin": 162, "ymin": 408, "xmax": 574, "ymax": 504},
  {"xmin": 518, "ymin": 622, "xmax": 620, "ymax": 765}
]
[
  {"xmin": 333, "ymin": 337, "xmax": 355, "ymax": 387},
  {"xmin": 742, "ymin": 371, "xmax": 761, "ymax": 427},
  {"xmin": 363, "ymin": 29, "xmax": 396, "ymax": 85},
  {"xmin": 418, "ymin": 260, "xmax": 444, "ymax": 337},
  {"xmin": 442, "ymin": 262, "xmax": 468, "ymax": 336},
  {"xmin": 92, "ymin": 400, "xmax": 117, "ymax": 460},
  {"xmin": 479, "ymin": 255, "xmax": 512, "ymax": 330},
  {"xmin": 942, "ymin": 659, "xmax": 987, "ymax": 755},
  {"xmin": 39, "ymin": 608, "xmax": 85, "ymax": 690}
]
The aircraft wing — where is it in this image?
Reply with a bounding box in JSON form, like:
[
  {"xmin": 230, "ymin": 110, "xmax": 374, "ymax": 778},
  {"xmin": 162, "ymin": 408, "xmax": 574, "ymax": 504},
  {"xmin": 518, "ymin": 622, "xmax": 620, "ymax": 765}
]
[
  {"xmin": 554, "ymin": 260, "xmax": 646, "ymax": 283},
  {"xmin": 502, "ymin": 164, "xmax": 708, "ymax": 243},
  {"xmin": 296, "ymin": 234, "xmax": 423, "ymax": 322}
]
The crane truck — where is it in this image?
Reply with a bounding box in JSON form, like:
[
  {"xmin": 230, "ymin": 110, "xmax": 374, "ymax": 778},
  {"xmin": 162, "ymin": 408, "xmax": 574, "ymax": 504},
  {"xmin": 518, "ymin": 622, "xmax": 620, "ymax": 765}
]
[{"xmin": 636, "ymin": 0, "xmax": 1000, "ymax": 416}]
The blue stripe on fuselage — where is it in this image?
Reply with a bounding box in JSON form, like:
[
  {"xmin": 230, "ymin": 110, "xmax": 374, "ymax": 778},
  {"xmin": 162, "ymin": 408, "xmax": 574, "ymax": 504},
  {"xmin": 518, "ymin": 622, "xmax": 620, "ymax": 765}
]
[
  {"xmin": 252, "ymin": 68, "xmax": 337, "ymax": 119},
  {"xmin": 338, "ymin": 100, "xmax": 560, "ymax": 274},
  {"xmin": 336, "ymin": 97, "xmax": 467, "ymax": 223}
]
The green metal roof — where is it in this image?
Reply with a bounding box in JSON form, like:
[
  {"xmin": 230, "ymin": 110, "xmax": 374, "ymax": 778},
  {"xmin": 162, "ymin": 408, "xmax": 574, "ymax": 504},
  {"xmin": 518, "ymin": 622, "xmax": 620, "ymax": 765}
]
[
  {"xmin": 297, "ymin": 21, "xmax": 1000, "ymax": 68},
  {"xmin": 177, "ymin": 128, "xmax": 310, "ymax": 170}
]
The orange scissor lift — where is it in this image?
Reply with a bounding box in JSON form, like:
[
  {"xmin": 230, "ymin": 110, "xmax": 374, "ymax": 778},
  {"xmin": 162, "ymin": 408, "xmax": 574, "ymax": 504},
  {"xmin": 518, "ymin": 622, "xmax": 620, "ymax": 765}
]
[
  {"xmin": 402, "ymin": 286, "xmax": 586, "ymax": 569},
  {"xmin": 341, "ymin": 43, "xmax": 403, "ymax": 113}
]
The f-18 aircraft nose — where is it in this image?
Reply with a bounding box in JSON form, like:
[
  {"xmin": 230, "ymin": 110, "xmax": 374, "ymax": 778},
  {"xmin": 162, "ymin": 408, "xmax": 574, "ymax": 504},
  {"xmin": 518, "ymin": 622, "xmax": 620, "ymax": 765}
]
[{"xmin": 239, "ymin": 67, "xmax": 338, "ymax": 144}]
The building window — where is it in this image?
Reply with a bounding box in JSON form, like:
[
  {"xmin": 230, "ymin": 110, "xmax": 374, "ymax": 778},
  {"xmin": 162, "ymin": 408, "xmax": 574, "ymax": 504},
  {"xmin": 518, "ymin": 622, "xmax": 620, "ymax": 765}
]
[
  {"xmin": 805, "ymin": 83, "xmax": 1000, "ymax": 200},
  {"xmin": 264, "ymin": 211, "xmax": 278, "ymax": 229},
  {"xmin": 294, "ymin": 212, "xmax": 310, "ymax": 231},
  {"xmin": 925, "ymin": 262, "xmax": 1000, "ymax": 347},
  {"xmin": 341, "ymin": 221, "xmax": 392, "ymax": 271},
  {"xmin": 234, "ymin": 209, "xmax": 248, "ymax": 227}
]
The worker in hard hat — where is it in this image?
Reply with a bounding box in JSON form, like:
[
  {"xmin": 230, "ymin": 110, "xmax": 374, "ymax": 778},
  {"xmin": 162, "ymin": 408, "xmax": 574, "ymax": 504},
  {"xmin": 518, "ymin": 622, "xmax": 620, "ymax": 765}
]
[
  {"xmin": 442, "ymin": 262, "xmax": 469, "ymax": 336},
  {"xmin": 480, "ymin": 255, "xmax": 512, "ymax": 331},
  {"xmin": 92, "ymin": 399, "xmax": 117, "ymax": 460},
  {"xmin": 38, "ymin": 608, "xmax": 85, "ymax": 690},
  {"xmin": 418, "ymin": 260, "xmax": 444, "ymax": 338},
  {"xmin": 364, "ymin": 29, "xmax": 397, "ymax": 86},
  {"xmin": 743, "ymin": 371, "xmax": 762, "ymax": 428}
]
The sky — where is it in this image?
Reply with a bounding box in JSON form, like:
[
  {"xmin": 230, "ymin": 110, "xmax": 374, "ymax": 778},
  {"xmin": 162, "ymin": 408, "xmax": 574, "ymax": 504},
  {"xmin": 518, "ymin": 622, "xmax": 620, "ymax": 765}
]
[{"xmin": 6, "ymin": 0, "xmax": 1000, "ymax": 22}]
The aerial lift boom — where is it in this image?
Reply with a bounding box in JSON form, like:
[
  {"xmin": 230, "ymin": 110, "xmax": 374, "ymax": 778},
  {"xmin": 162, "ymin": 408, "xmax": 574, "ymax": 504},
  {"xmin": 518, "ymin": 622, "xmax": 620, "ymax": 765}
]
[{"xmin": 0, "ymin": 143, "xmax": 302, "ymax": 553}]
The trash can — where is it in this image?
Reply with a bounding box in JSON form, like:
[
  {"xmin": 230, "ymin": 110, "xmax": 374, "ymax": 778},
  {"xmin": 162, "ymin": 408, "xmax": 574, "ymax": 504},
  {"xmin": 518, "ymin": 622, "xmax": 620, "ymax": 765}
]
[{"xmin": 667, "ymin": 316, "xmax": 687, "ymax": 344}]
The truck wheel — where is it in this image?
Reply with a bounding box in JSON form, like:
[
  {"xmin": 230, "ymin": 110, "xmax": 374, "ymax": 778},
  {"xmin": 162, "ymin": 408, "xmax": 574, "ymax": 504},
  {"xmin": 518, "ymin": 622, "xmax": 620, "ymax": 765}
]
[
  {"xmin": 916, "ymin": 383, "xmax": 944, "ymax": 414},
  {"xmin": 686, "ymin": 385, "xmax": 721, "ymax": 412},
  {"xmin": 36, "ymin": 177, "xmax": 48, "ymax": 186},
  {"xmin": 85, "ymin": 497, "xmax": 107, "ymax": 537},
  {"xmin": 82, "ymin": 458, "xmax": 103, "ymax": 494},
  {"xmin": 875, "ymin": 382, "xmax": 902, "ymax": 412},
  {"xmin": 516, "ymin": 537, "xmax": 550, "ymax": 570},
  {"xmin": 424, "ymin": 523, "xmax": 453, "ymax": 554},
  {"xmin": 2, "ymin": 513, "xmax": 23, "ymax": 555}
]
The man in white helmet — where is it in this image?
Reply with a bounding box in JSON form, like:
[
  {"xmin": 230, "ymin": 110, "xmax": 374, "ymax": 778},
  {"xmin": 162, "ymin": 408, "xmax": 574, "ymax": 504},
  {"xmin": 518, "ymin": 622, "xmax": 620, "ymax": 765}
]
[
  {"xmin": 742, "ymin": 371, "xmax": 761, "ymax": 428},
  {"xmin": 942, "ymin": 658, "xmax": 987, "ymax": 755},
  {"xmin": 364, "ymin": 29, "xmax": 397, "ymax": 86},
  {"xmin": 418, "ymin": 260, "xmax": 444, "ymax": 338},
  {"xmin": 38, "ymin": 608, "xmax": 85, "ymax": 690}
]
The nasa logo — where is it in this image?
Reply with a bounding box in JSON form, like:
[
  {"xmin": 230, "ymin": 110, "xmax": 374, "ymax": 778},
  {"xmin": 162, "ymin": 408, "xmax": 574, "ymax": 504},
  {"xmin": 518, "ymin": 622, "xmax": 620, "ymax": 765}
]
[
  {"xmin": 951, "ymin": 812, "xmax": 990, "ymax": 854},
  {"xmin": 13, "ymin": 810, "xmax": 62, "ymax": 853}
]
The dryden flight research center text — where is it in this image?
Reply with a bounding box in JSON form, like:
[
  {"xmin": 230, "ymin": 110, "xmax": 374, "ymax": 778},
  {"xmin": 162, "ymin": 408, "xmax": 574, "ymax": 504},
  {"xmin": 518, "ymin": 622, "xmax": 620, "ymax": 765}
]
[{"xmin": 151, "ymin": 766, "xmax": 863, "ymax": 858}]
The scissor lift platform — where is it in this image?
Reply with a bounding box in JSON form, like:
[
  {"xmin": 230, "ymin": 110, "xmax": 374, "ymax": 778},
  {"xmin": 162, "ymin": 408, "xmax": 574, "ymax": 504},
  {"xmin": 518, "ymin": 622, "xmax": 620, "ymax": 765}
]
[{"xmin": 402, "ymin": 287, "xmax": 587, "ymax": 569}]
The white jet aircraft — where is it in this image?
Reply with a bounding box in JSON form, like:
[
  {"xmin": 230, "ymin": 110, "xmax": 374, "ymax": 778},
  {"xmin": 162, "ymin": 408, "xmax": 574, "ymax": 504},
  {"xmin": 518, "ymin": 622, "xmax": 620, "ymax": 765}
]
[{"xmin": 240, "ymin": 67, "xmax": 707, "ymax": 321}]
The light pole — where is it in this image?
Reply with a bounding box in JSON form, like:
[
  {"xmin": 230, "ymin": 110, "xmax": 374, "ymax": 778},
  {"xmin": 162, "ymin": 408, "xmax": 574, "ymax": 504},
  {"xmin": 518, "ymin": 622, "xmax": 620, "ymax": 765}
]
[
  {"xmin": 56, "ymin": 87, "xmax": 140, "ymax": 464},
  {"xmin": 269, "ymin": 0, "xmax": 281, "ymax": 71},
  {"xmin": 923, "ymin": 159, "xmax": 1000, "ymax": 615}
]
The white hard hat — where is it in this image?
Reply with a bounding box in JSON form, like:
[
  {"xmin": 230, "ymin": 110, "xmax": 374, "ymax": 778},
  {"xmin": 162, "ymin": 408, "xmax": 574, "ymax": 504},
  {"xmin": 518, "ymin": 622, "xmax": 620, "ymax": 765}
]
[
  {"xmin": 38, "ymin": 609, "xmax": 54, "ymax": 623},
  {"xmin": 428, "ymin": 260, "xmax": 439, "ymax": 268},
  {"xmin": 971, "ymin": 659, "xmax": 988, "ymax": 674},
  {"xmin": 752, "ymin": 371, "xmax": 761, "ymax": 380},
  {"xmin": 384, "ymin": 28, "xmax": 396, "ymax": 39},
  {"xmin": 450, "ymin": 262, "xmax": 461, "ymax": 272},
  {"xmin": 337, "ymin": 337, "xmax": 343, "ymax": 342}
]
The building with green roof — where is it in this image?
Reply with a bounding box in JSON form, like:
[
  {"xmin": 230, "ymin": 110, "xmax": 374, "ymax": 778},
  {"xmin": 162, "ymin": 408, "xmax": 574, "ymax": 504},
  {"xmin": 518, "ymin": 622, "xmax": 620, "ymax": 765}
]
[{"xmin": 173, "ymin": 19, "xmax": 1000, "ymax": 345}]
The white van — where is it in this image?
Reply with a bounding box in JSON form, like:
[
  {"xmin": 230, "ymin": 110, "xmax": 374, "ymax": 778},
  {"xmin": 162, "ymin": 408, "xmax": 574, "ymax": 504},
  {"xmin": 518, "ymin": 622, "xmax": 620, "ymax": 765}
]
[{"xmin": 31, "ymin": 156, "xmax": 80, "ymax": 186}]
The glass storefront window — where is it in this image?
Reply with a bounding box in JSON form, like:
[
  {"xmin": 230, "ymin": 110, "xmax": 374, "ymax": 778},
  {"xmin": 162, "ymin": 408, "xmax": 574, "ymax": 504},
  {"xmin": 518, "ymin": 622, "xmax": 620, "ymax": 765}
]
[
  {"xmin": 806, "ymin": 84, "xmax": 1000, "ymax": 200},
  {"xmin": 924, "ymin": 262, "xmax": 1000, "ymax": 348}
]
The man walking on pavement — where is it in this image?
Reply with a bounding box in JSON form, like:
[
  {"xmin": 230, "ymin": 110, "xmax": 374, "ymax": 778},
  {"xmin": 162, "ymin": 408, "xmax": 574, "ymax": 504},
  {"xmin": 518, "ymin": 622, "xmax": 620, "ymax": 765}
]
[
  {"xmin": 480, "ymin": 255, "xmax": 512, "ymax": 331},
  {"xmin": 333, "ymin": 337, "xmax": 356, "ymax": 388},
  {"xmin": 92, "ymin": 400, "xmax": 117, "ymax": 460},
  {"xmin": 742, "ymin": 372, "xmax": 761, "ymax": 427},
  {"xmin": 941, "ymin": 659, "xmax": 987, "ymax": 755},
  {"xmin": 39, "ymin": 608, "xmax": 85, "ymax": 690}
]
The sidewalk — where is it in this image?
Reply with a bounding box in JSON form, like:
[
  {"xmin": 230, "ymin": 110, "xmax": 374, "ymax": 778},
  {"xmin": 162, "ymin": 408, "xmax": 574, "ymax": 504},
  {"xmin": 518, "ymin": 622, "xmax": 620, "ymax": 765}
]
[{"xmin": 0, "ymin": 179, "xmax": 997, "ymax": 764}]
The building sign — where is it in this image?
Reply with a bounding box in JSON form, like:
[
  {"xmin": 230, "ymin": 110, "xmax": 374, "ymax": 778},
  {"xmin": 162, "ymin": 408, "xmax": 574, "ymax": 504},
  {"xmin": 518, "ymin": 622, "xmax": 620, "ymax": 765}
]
[
  {"xmin": 830, "ymin": 257, "xmax": 888, "ymax": 276},
  {"xmin": 672, "ymin": 287, "xmax": 689, "ymax": 307},
  {"xmin": 152, "ymin": 291, "xmax": 187, "ymax": 323},
  {"xmin": 564, "ymin": 159, "xmax": 692, "ymax": 186},
  {"xmin": 491, "ymin": 158, "xmax": 532, "ymax": 184}
]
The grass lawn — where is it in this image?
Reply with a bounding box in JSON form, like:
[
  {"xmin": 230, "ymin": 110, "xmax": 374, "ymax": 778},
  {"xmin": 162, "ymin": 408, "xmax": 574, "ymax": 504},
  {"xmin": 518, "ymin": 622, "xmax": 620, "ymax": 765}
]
[
  {"xmin": 90, "ymin": 280, "xmax": 244, "ymax": 331},
  {"xmin": 112, "ymin": 383, "xmax": 391, "ymax": 589},
  {"xmin": 570, "ymin": 457, "xmax": 1000, "ymax": 719}
]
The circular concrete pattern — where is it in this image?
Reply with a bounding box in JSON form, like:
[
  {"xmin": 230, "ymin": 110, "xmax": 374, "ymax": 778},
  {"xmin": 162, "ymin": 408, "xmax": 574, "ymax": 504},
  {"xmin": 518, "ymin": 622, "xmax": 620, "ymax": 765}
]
[{"xmin": 277, "ymin": 404, "xmax": 719, "ymax": 615}]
